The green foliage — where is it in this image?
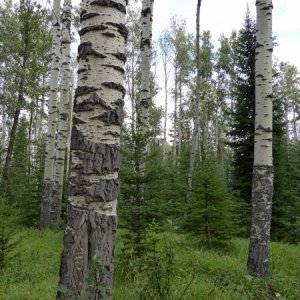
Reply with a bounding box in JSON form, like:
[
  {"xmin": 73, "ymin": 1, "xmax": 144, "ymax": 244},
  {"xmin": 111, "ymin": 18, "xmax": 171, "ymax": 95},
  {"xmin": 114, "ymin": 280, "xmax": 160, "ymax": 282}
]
[
  {"xmin": 0, "ymin": 200, "xmax": 19, "ymax": 272},
  {"xmin": 114, "ymin": 231, "xmax": 300, "ymax": 300},
  {"xmin": 227, "ymin": 9, "xmax": 256, "ymax": 234},
  {"xmin": 0, "ymin": 228, "xmax": 63, "ymax": 300},
  {"xmin": 6, "ymin": 117, "xmax": 44, "ymax": 227},
  {"xmin": 0, "ymin": 228, "xmax": 299, "ymax": 299},
  {"xmin": 182, "ymin": 155, "xmax": 235, "ymax": 248}
]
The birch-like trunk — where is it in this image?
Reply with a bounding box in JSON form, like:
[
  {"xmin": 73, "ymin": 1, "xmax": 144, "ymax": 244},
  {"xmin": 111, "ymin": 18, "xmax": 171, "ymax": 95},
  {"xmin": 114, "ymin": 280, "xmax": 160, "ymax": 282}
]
[
  {"xmin": 187, "ymin": 0, "xmax": 201, "ymax": 197},
  {"xmin": 138, "ymin": 0, "xmax": 154, "ymax": 134},
  {"xmin": 40, "ymin": 0, "xmax": 61, "ymax": 229},
  {"xmin": 65, "ymin": 70, "xmax": 74, "ymax": 177},
  {"xmin": 51, "ymin": 0, "xmax": 72, "ymax": 225},
  {"xmin": 57, "ymin": 0, "xmax": 127, "ymax": 297},
  {"xmin": 247, "ymin": 0, "xmax": 273, "ymax": 277},
  {"xmin": 172, "ymin": 69, "xmax": 178, "ymax": 164}
]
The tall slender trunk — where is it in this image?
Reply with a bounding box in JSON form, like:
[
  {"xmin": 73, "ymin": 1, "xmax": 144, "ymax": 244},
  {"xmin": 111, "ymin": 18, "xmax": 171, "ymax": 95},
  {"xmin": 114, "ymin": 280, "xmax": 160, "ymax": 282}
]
[
  {"xmin": 161, "ymin": 47, "xmax": 169, "ymax": 160},
  {"xmin": 178, "ymin": 74, "xmax": 182, "ymax": 159},
  {"xmin": 138, "ymin": 0, "xmax": 154, "ymax": 134},
  {"xmin": 132, "ymin": 0, "xmax": 154, "ymax": 256},
  {"xmin": 57, "ymin": 1, "xmax": 127, "ymax": 297},
  {"xmin": 173, "ymin": 69, "xmax": 178, "ymax": 164},
  {"xmin": 40, "ymin": 0, "xmax": 61, "ymax": 229},
  {"xmin": 51, "ymin": 0, "xmax": 72, "ymax": 225},
  {"xmin": 65, "ymin": 70, "xmax": 74, "ymax": 177},
  {"xmin": 247, "ymin": 0, "xmax": 273, "ymax": 277},
  {"xmin": 2, "ymin": 107, "xmax": 21, "ymax": 194},
  {"xmin": 187, "ymin": 0, "xmax": 202, "ymax": 198}
]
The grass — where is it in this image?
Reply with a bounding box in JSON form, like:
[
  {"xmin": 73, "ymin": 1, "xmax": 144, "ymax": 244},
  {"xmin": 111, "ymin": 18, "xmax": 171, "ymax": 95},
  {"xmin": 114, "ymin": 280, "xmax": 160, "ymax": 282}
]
[{"xmin": 0, "ymin": 228, "xmax": 299, "ymax": 299}]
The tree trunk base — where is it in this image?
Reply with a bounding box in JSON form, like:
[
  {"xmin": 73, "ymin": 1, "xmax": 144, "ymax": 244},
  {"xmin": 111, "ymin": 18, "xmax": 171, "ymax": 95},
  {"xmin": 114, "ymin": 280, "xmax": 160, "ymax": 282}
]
[
  {"xmin": 247, "ymin": 165, "xmax": 273, "ymax": 277},
  {"xmin": 40, "ymin": 180, "xmax": 55, "ymax": 229},
  {"xmin": 57, "ymin": 203, "xmax": 117, "ymax": 298}
]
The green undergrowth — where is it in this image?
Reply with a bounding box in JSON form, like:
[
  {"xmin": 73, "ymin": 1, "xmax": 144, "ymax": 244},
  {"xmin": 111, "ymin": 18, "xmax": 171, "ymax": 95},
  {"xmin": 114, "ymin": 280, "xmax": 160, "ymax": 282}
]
[
  {"xmin": 0, "ymin": 228, "xmax": 63, "ymax": 300},
  {"xmin": 0, "ymin": 228, "xmax": 299, "ymax": 299}
]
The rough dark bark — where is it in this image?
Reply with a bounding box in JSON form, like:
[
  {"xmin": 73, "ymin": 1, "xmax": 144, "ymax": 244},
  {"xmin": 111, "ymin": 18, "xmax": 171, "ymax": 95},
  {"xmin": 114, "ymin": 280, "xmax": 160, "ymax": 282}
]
[
  {"xmin": 57, "ymin": 206, "xmax": 117, "ymax": 298},
  {"xmin": 57, "ymin": 0, "xmax": 126, "ymax": 297},
  {"xmin": 247, "ymin": 166, "xmax": 273, "ymax": 277}
]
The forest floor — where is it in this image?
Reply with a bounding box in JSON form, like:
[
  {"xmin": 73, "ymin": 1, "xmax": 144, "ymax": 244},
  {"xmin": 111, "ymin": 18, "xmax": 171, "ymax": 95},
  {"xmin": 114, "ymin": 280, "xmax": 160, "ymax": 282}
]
[{"xmin": 0, "ymin": 228, "xmax": 299, "ymax": 300}]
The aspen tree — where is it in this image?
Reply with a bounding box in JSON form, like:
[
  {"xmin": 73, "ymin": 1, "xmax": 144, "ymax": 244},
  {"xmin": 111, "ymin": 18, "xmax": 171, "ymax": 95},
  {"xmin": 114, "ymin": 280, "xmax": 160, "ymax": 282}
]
[
  {"xmin": 187, "ymin": 0, "xmax": 201, "ymax": 197},
  {"xmin": 40, "ymin": 0, "xmax": 61, "ymax": 229},
  {"xmin": 57, "ymin": 0, "xmax": 127, "ymax": 297},
  {"xmin": 247, "ymin": 0, "xmax": 273, "ymax": 277},
  {"xmin": 51, "ymin": 0, "xmax": 72, "ymax": 224},
  {"xmin": 138, "ymin": 0, "xmax": 154, "ymax": 134}
]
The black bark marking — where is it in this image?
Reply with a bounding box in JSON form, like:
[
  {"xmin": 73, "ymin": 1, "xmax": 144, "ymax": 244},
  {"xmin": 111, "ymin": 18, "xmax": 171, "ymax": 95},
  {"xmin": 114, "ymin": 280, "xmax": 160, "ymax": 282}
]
[
  {"xmin": 78, "ymin": 42, "xmax": 107, "ymax": 61},
  {"xmin": 102, "ymin": 82, "xmax": 126, "ymax": 97},
  {"xmin": 106, "ymin": 22, "xmax": 128, "ymax": 39},
  {"xmin": 256, "ymin": 125, "xmax": 272, "ymax": 132},
  {"xmin": 140, "ymin": 97, "xmax": 151, "ymax": 109},
  {"xmin": 104, "ymin": 130, "xmax": 120, "ymax": 137},
  {"xmin": 77, "ymin": 67, "xmax": 89, "ymax": 74},
  {"xmin": 60, "ymin": 112, "xmax": 68, "ymax": 121},
  {"xmin": 102, "ymin": 64, "xmax": 125, "ymax": 74},
  {"xmin": 71, "ymin": 127, "xmax": 120, "ymax": 175},
  {"xmin": 75, "ymin": 86, "xmax": 99, "ymax": 97},
  {"xmin": 102, "ymin": 32, "xmax": 116, "ymax": 38},
  {"xmin": 73, "ymin": 117, "xmax": 86, "ymax": 125},
  {"xmin": 141, "ymin": 7, "xmax": 151, "ymax": 17},
  {"xmin": 111, "ymin": 52, "xmax": 127, "ymax": 63},
  {"xmin": 80, "ymin": 11, "xmax": 100, "ymax": 22},
  {"xmin": 90, "ymin": 0, "xmax": 126, "ymax": 13},
  {"xmin": 79, "ymin": 24, "xmax": 108, "ymax": 36},
  {"xmin": 91, "ymin": 104, "xmax": 124, "ymax": 125},
  {"xmin": 74, "ymin": 92, "xmax": 110, "ymax": 113},
  {"xmin": 69, "ymin": 178, "xmax": 119, "ymax": 203},
  {"xmin": 141, "ymin": 38, "xmax": 151, "ymax": 49}
]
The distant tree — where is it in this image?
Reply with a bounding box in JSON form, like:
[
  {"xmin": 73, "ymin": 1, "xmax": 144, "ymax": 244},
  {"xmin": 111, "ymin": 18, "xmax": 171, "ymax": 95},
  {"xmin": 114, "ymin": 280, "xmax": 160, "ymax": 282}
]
[
  {"xmin": 39, "ymin": 0, "xmax": 61, "ymax": 229},
  {"xmin": 51, "ymin": 0, "xmax": 72, "ymax": 227},
  {"xmin": 0, "ymin": 0, "xmax": 50, "ymax": 195},
  {"xmin": 187, "ymin": 0, "xmax": 201, "ymax": 200},
  {"xmin": 183, "ymin": 154, "xmax": 234, "ymax": 248}
]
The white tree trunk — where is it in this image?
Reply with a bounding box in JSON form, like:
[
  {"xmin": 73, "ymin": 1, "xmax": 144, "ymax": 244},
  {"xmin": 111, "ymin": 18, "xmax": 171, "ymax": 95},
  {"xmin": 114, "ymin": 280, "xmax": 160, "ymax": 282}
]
[
  {"xmin": 57, "ymin": 0, "xmax": 127, "ymax": 298},
  {"xmin": 51, "ymin": 0, "xmax": 72, "ymax": 224},
  {"xmin": 187, "ymin": 0, "xmax": 201, "ymax": 197},
  {"xmin": 40, "ymin": 0, "xmax": 61, "ymax": 229},
  {"xmin": 247, "ymin": 0, "xmax": 273, "ymax": 277},
  {"xmin": 138, "ymin": 0, "xmax": 154, "ymax": 134}
]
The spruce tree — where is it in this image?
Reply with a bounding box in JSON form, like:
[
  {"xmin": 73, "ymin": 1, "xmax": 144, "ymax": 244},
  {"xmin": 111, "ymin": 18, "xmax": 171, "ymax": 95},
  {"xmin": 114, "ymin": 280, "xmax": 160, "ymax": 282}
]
[{"xmin": 228, "ymin": 9, "xmax": 256, "ymax": 234}]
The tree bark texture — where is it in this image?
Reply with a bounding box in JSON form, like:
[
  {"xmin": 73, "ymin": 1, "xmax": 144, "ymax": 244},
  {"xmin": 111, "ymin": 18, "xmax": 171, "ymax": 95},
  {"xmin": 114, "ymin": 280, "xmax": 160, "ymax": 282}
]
[
  {"xmin": 138, "ymin": 0, "xmax": 154, "ymax": 134},
  {"xmin": 57, "ymin": 0, "xmax": 127, "ymax": 298},
  {"xmin": 187, "ymin": 0, "xmax": 201, "ymax": 198},
  {"xmin": 52, "ymin": 0, "xmax": 72, "ymax": 225},
  {"xmin": 247, "ymin": 0, "xmax": 273, "ymax": 277},
  {"xmin": 40, "ymin": 0, "xmax": 61, "ymax": 229}
]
